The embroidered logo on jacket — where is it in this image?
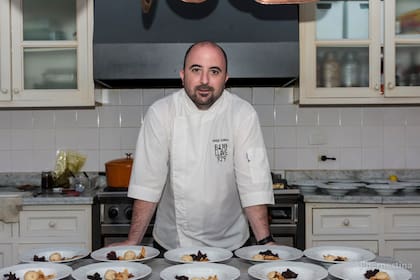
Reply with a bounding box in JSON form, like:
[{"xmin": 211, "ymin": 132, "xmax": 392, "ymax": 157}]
[{"xmin": 213, "ymin": 138, "xmax": 229, "ymax": 162}]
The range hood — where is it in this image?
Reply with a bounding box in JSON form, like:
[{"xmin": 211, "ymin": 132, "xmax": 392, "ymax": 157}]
[{"xmin": 93, "ymin": 0, "xmax": 299, "ymax": 88}]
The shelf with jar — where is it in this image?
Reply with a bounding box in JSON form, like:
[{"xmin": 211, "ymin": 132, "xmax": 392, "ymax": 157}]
[{"xmin": 298, "ymin": 0, "xmax": 420, "ymax": 105}]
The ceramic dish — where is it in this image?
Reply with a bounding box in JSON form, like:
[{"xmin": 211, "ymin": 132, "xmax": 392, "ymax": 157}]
[
  {"xmin": 248, "ymin": 261, "xmax": 328, "ymax": 280},
  {"xmin": 19, "ymin": 246, "xmax": 90, "ymax": 263},
  {"xmin": 328, "ymin": 261, "xmax": 412, "ymax": 280},
  {"xmin": 365, "ymin": 184, "xmax": 405, "ymax": 196},
  {"xmin": 234, "ymin": 245, "xmax": 303, "ymax": 263},
  {"xmin": 72, "ymin": 261, "xmax": 151, "ymax": 280},
  {"xmin": 317, "ymin": 182, "xmax": 365, "ymax": 196},
  {"xmin": 396, "ymin": 182, "xmax": 420, "ymax": 193},
  {"xmin": 164, "ymin": 246, "xmax": 233, "ymax": 263},
  {"xmin": 292, "ymin": 180, "xmax": 320, "ymax": 194},
  {"xmin": 0, "ymin": 263, "xmax": 72, "ymax": 280},
  {"xmin": 160, "ymin": 263, "xmax": 240, "ymax": 280},
  {"xmin": 303, "ymin": 246, "xmax": 376, "ymax": 264},
  {"xmin": 90, "ymin": 245, "xmax": 159, "ymax": 262}
]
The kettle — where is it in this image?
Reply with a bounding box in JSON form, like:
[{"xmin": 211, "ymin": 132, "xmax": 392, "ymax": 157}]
[{"xmin": 105, "ymin": 153, "xmax": 133, "ymax": 188}]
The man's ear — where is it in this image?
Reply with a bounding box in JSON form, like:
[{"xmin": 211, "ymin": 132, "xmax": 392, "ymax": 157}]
[{"xmin": 180, "ymin": 70, "xmax": 185, "ymax": 85}]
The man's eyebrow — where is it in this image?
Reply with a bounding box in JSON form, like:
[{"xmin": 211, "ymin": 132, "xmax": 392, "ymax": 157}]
[
  {"xmin": 189, "ymin": 64, "xmax": 202, "ymax": 69},
  {"xmin": 210, "ymin": 66, "xmax": 222, "ymax": 72}
]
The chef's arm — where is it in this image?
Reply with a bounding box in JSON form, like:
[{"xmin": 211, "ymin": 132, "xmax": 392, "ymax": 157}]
[
  {"xmin": 108, "ymin": 199, "xmax": 157, "ymax": 246},
  {"xmin": 244, "ymin": 204, "xmax": 276, "ymax": 245}
]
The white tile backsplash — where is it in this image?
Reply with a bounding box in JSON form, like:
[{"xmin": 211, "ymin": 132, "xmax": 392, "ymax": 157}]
[{"xmin": 3, "ymin": 87, "xmax": 420, "ymax": 172}]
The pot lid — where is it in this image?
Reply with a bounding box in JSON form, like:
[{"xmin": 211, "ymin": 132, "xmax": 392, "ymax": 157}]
[{"xmin": 105, "ymin": 153, "xmax": 133, "ymax": 166}]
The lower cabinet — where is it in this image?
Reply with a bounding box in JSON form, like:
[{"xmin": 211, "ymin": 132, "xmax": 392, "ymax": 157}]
[
  {"xmin": 0, "ymin": 204, "xmax": 91, "ymax": 268},
  {"xmin": 306, "ymin": 203, "xmax": 420, "ymax": 276}
]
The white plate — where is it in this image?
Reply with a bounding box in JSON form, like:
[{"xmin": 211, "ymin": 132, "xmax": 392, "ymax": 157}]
[
  {"xmin": 90, "ymin": 245, "xmax": 159, "ymax": 262},
  {"xmin": 234, "ymin": 245, "xmax": 303, "ymax": 263},
  {"xmin": 328, "ymin": 261, "xmax": 412, "ymax": 280},
  {"xmin": 19, "ymin": 246, "xmax": 90, "ymax": 263},
  {"xmin": 72, "ymin": 261, "xmax": 151, "ymax": 280},
  {"xmin": 303, "ymin": 246, "xmax": 376, "ymax": 264},
  {"xmin": 0, "ymin": 263, "xmax": 72, "ymax": 280},
  {"xmin": 164, "ymin": 246, "xmax": 233, "ymax": 263},
  {"xmin": 160, "ymin": 263, "xmax": 240, "ymax": 280},
  {"xmin": 248, "ymin": 261, "xmax": 328, "ymax": 280}
]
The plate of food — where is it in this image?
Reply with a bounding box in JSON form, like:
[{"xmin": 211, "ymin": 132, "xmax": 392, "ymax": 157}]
[
  {"xmin": 164, "ymin": 247, "xmax": 233, "ymax": 263},
  {"xmin": 248, "ymin": 261, "xmax": 328, "ymax": 280},
  {"xmin": 160, "ymin": 263, "xmax": 240, "ymax": 280},
  {"xmin": 328, "ymin": 261, "xmax": 412, "ymax": 280},
  {"xmin": 0, "ymin": 262, "xmax": 72, "ymax": 280},
  {"xmin": 19, "ymin": 247, "xmax": 90, "ymax": 263},
  {"xmin": 234, "ymin": 245, "xmax": 303, "ymax": 262},
  {"xmin": 72, "ymin": 261, "xmax": 151, "ymax": 280},
  {"xmin": 90, "ymin": 245, "xmax": 159, "ymax": 262},
  {"xmin": 303, "ymin": 246, "xmax": 376, "ymax": 264}
]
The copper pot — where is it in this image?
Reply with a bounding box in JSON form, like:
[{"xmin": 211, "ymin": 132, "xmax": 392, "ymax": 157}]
[{"xmin": 105, "ymin": 153, "xmax": 133, "ymax": 188}]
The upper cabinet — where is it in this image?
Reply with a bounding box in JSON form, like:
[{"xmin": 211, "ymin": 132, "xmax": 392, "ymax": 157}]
[
  {"xmin": 299, "ymin": 0, "xmax": 420, "ymax": 105},
  {"xmin": 0, "ymin": 0, "xmax": 94, "ymax": 108}
]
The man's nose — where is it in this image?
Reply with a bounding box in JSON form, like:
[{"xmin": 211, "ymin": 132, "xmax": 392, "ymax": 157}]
[{"xmin": 200, "ymin": 71, "xmax": 209, "ymax": 84}]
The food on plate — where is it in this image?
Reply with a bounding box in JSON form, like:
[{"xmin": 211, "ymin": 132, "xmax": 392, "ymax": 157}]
[
  {"xmin": 267, "ymin": 269, "xmax": 298, "ymax": 280},
  {"xmin": 364, "ymin": 269, "xmax": 391, "ymax": 280},
  {"xmin": 49, "ymin": 252, "xmax": 62, "ymax": 262},
  {"xmin": 252, "ymin": 249, "xmax": 280, "ymax": 261},
  {"xmin": 23, "ymin": 270, "xmax": 55, "ymax": 280},
  {"xmin": 323, "ymin": 254, "xmax": 348, "ymax": 261},
  {"xmin": 87, "ymin": 272, "xmax": 102, "ymax": 280},
  {"xmin": 103, "ymin": 269, "xmax": 133, "ymax": 280},
  {"xmin": 33, "ymin": 255, "xmax": 46, "ymax": 262},
  {"xmin": 174, "ymin": 275, "xmax": 218, "ymax": 280},
  {"xmin": 106, "ymin": 247, "xmax": 146, "ymax": 261},
  {"xmin": 3, "ymin": 272, "xmax": 19, "ymax": 280},
  {"xmin": 104, "ymin": 270, "xmax": 117, "ymax": 280},
  {"xmin": 180, "ymin": 250, "xmax": 209, "ymax": 262}
]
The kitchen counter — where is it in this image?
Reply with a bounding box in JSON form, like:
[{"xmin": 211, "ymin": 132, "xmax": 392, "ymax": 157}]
[{"xmin": 69, "ymin": 256, "xmax": 417, "ymax": 280}]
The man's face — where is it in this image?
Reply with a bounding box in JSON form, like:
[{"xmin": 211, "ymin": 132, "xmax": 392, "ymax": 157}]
[{"xmin": 180, "ymin": 43, "xmax": 229, "ymax": 110}]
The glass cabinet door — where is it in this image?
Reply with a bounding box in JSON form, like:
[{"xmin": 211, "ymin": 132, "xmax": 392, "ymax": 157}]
[{"xmin": 0, "ymin": 0, "xmax": 11, "ymax": 101}]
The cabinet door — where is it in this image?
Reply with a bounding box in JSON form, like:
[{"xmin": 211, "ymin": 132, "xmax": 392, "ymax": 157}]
[
  {"xmin": 8, "ymin": 0, "xmax": 94, "ymax": 107},
  {"xmin": 0, "ymin": 244, "xmax": 14, "ymax": 268},
  {"xmin": 0, "ymin": 0, "xmax": 11, "ymax": 101},
  {"xmin": 300, "ymin": 0, "xmax": 382, "ymax": 104},
  {"xmin": 384, "ymin": 0, "xmax": 420, "ymax": 97},
  {"xmin": 383, "ymin": 240, "xmax": 420, "ymax": 277}
]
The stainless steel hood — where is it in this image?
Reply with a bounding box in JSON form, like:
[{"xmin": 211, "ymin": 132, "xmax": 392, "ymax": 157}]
[{"xmin": 93, "ymin": 0, "xmax": 299, "ymax": 88}]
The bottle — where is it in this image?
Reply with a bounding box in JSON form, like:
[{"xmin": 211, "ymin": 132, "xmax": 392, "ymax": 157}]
[
  {"xmin": 342, "ymin": 52, "xmax": 359, "ymax": 87},
  {"xmin": 323, "ymin": 51, "xmax": 341, "ymax": 87}
]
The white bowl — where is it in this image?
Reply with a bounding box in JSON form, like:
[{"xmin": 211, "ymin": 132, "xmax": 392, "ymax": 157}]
[
  {"xmin": 396, "ymin": 182, "xmax": 420, "ymax": 193},
  {"xmin": 318, "ymin": 182, "xmax": 364, "ymax": 196},
  {"xmin": 293, "ymin": 180, "xmax": 320, "ymax": 194},
  {"xmin": 365, "ymin": 184, "xmax": 404, "ymax": 196}
]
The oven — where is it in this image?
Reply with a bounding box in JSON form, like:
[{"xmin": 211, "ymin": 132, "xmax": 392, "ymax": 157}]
[{"xmin": 92, "ymin": 187, "xmax": 305, "ymax": 250}]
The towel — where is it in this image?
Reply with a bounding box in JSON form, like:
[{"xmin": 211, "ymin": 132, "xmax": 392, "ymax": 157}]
[{"xmin": 0, "ymin": 196, "xmax": 23, "ymax": 223}]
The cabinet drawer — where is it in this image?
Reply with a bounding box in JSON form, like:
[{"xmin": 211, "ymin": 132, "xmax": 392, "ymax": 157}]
[
  {"xmin": 313, "ymin": 208, "xmax": 379, "ymax": 235},
  {"xmin": 384, "ymin": 207, "xmax": 420, "ymax": 234},
  {"xmin": 0, "ymin": 221, "xmax": 14, "ymax": 239},
  {"xmin": 19, "ymin": 209, "xmax": 88, "ymax": 238}
]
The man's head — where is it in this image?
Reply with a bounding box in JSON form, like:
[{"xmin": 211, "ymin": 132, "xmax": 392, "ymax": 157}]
[{"xmin": 180, "ymin": 41, "xmax": 229, "ymax": 110}]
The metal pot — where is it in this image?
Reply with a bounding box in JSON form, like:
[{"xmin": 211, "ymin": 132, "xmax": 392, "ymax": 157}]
[{"xmin": 105, "ymin": 153, "xmax": 133, "ymax": 188}]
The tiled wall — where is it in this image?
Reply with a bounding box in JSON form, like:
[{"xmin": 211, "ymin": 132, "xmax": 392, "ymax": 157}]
[{"xmin": 1, "ymin": 87, "xmax": 420, "ymax": 172}]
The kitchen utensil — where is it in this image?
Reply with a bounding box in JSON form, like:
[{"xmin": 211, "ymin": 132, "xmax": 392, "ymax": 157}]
[{"xmin": 105, "ymin": 153, "xmax": 133, "ymax": 188}]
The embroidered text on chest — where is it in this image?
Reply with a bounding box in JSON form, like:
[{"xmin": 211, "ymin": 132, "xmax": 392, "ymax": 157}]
[{"xmin": 213, "ymin": 138, "xmax": 229, "ymax": 162}]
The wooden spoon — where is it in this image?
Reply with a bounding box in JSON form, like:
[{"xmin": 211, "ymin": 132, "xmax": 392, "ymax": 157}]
[{"xmin": 141, "ymin": 0, "xmax": 153, "ymax": 13}]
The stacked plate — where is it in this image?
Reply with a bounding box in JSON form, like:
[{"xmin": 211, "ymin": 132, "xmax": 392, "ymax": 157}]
[
  {"xmin": 292, "ymin": 180, "xmax": 321, "ymax": 194},
  {"xmin": 365, "ymin": 183, "xmax": 405, "ymax": 196},
  {"xmin": 90, "ymin": 245, "xmax": 160, "ymax": 262},
  {"xmin": 318, "ymin": 182, "xmax": 365, "ymax": 196},
  {"xmin": 303, "ymin": 246, "xmax": 376, "ymax": 264},
  {"xmin": 0, "ymin": 263, "xmax": 73, "ymax": 280}
]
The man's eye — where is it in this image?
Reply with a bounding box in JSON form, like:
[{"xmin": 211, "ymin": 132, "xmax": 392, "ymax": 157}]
[
  {"xmin": 191, "ymin": 68, "xmax": 200, "ymax": 73},
  {"xmin": 210, "ymin": 70, "xmax": 220, "ymax": 75}
]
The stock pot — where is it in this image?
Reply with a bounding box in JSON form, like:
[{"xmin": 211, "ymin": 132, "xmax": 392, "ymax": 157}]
[{"xmin": 105, "ymin": 153, "xmax": 133, "ymax": 188}]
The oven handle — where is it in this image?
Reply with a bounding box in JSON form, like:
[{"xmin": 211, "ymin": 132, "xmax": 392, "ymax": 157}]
[{"xmin": 293, "ymin": 203, "xmax": 298, "ymax": 223}]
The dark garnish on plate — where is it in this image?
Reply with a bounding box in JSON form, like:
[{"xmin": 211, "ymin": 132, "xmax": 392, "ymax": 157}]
[
  {"xmin": 334, "ymin": 256, "xmax": 347, "ymax": 261},
  {"xmin": 175, "ymin": 276, "xmax": 189, "ymax": 280},
  {"xmin": 364, "ymin": 269, "xmax": 380, "ymax": 279},
  {"xmin": 87, "ymin": 272, "xmax": 102, "ymax": 280},
  {"xmin": 106, "ymin": 251, "xmax": 118, "ymax": 260},
  {"xmin": 282, "ymin": 268, "xmax": 298, "ymax": 278},
  {"xmin": 190, "ymin": 250, "xmax": 208, "ymax": 261},
  {"xmin": 33, "ymin": 255, "xmax": 46, "ymax": 262},
  {"xmin": 3, "ymin": 272, "xmax": 19, "ymax": 280},
  {"xmin": 259, "ymin": 250, "xmax": 279, "ymax": 258}
]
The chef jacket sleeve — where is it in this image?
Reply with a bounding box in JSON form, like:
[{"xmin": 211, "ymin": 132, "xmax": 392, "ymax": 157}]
[
  {"xmin": 234, "ymin": 107, "xmax": 274, "ymax": 208},
  {"xmin": 128, "ymin": 103, "xmax": 170, "ymax": 202}
]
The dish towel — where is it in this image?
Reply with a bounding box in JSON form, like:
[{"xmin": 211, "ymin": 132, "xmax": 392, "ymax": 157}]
[{"xmin": 0, "ymin": 196, "xmax": 23, "ymax": 223}]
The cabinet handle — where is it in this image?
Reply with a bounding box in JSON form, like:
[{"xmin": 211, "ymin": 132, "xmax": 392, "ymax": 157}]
[
  {"xmin": 13, "ymin": 88, "xmax": 20, "ymax": 94},
  {"xmin": 342, "ymin": 218, "xmax": 350, "ymax": 226},
  {"xmin": 387, "ymin": 82, "xmax": 394, "ymax": 89},
  {"xmin": 374, "ymin": 83, "xmax": 380, "ymax": 91},
  {"xmin": 0, "ymin": 88, "xmax": 8, "ymax": 94},
  {"xmin": 48, "ymin": 221, "xmax": 56, "ymax": 228}
]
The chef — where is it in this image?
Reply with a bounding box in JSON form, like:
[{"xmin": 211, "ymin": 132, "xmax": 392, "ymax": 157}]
[{"xmin": 115, "ymin": 41, "xmax": 275, "ymax": 251}]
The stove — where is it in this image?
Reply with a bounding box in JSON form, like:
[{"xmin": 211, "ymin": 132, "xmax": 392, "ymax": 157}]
[{"xmin": 92, "ymin": 185, "xmax": 304, "ymax": 250}]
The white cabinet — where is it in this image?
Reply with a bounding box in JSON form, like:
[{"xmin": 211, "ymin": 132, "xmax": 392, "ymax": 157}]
[
  {"xmin": 299, "ymin": 0, "xmax": 420, "ymax": 105},
  {"xmin": 306, "ymin": 203, "xmax": 420, "ymax": 276},
  {"xmin": 0, "ymin": 0, "xmax": 94, "ymax": 108},
  {"xmin": 0, "ymin": 204, "xmax": 92, "ymax": 268}
]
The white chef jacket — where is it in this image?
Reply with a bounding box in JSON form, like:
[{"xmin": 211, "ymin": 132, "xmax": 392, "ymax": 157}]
[{"xmin": 128, "ymin": 89, "xmax": 274, "ymax": 250}]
